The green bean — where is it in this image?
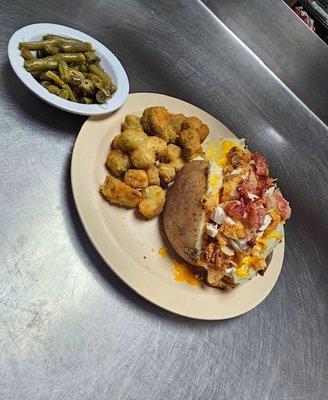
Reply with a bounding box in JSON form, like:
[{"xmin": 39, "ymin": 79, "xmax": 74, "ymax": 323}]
[
  {"xmin": 84, "ymin": 51, "xmax": 100, "ymax": 63},
  {"xmin": 45, "ymin": 70, "xmax": 66, "ymax": 87},
  {"xmin": 24, "ymin": 59, "xmax": 58, "ymax": 72},
  {"xmin": 85, "ymin": 73, "xmax": 101, "ymax": 84},
  {"xmin": 44, "ymin": 44, "xmax": 61, "ymax": 55},
  {"xmin": 80, "ymin": 97, "xmax": 93, "ymax": 104},
  {"xmin": 45, "ymin": 53, "xmax": 86, "ymax": 64},
  {"xmin": 21, "ymin": 47, "xmax": 35, "ymax": 60},
  {"xmin": 58, "ymin": 88, "xmax": 69, "ymax": 100},
  {"xmin": 40, "ymin": 80, "xmax": 61, "ymax": 95},
  {"xmin": 96, "ymin": 89, "xmax": 110, "ymax": 103},
  {"xmin": 111, "ymin": 83, "xmax": 117, "ymax": 94},
  {"xmin": 19, "ymin": 39, "xmax": 58, "ymax": 51},
  {"xmin": 68, "ymin": 69, "xmax": 85, "ymax": 86},
  {"xmin": 43, "ymin": 34, "xmax": 83, "ymax": 44},
  {"xmin": 79, "ymin": 64, "xmax": 88, "ymax": 73},
  {"xmin": 46, "ymin": 71, "xmax": 77, "ymax": 102},
  {"xmin": 58, "ymin": 60, "xmax": 70, "ymax": 82},
  {"xmin": 60, "ymin": 42, "xmax": 91, "ymax": 53},
  {"xmin": 39, "ymin": 72, "xmax": 50, "ymax": 80},
  {"xmin": 80, "ymin": 79, "xmax": 94, "ymax": 95},
  {"xmin": 63, "ymin": 84, "xmax": 77, "ymax": 102},
  {"xmin": 20, "ymin": 34, "xmax": 116, "ymax": 105}
]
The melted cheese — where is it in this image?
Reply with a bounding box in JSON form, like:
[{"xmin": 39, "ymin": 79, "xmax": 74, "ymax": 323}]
[
  {"xmin": 204, "ymin": 139, "xmax": 245, "ymax": 168},
  {"xmin": 172, "ymin": 260, "xmax": 200, "ymax": 286},
  {"xmin": 158, "ymin": 247, "xmax": 168, "ymax": 258}
]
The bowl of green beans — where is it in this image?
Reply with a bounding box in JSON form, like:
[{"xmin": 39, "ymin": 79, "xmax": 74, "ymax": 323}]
[{"xmin": 8, "ymin": 23, "xmax": 129, "ymax": 116}]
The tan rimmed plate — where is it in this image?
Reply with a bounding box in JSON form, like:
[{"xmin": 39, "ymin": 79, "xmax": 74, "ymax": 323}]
[{"xmin": 71, "ymin": 93, "xmax": 285, "ymax": 320}]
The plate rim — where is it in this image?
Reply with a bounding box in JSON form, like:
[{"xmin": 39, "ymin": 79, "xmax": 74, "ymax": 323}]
[
  {"xmin": 71, "ymin": 92, "xmax": 285, "ymax": 320},
  {"xmin": 7, "ymin": 22, "xmax": 129, "ymax": 116}
]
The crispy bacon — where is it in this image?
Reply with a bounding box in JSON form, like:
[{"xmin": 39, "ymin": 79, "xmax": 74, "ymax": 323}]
[
  {"xmin": 252, "ymin": 151, "xmax": 269, "ymax": 177},
  {"xmin": 274, "ymin": 188, "xmax": 291, "ymax": 220},
  {"xmin": 245, "ymin": 198, "xmax": 266, "ymax": 230},
  {"xmin": 248, "ymin": 207, "xmax": 266, "ymax": 230},
  {"xmin": 224, "ymin": 200, "xmax": 245, "ymax": 219},
  {"xmin": 257, "ymin": 177, "xmax": 270, "ymax": 197}
]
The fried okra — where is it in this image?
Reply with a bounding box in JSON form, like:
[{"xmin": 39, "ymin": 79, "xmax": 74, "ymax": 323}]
[
  {"xmin": 130, "ymin": 147, "xmax": 156, "ymax": 169},
  {"xmin": 123, "ymin": 115, "xmax": 143, "ymax": 131},
  {"xmin": 179, "ymin": 128, "xmax": 202, "ymax": 160},
  {"xmin": 158, "ymin": 163, "xmax": 176, "ymax": 184},
  {"xmin": 169, "ymin": 113, "xmax": 186, "ymax": 133},
  {"xmin": 169, "ymin": 156, "xmax": 185, "ymax": 172},
  {"xmin": 161, "ymin": 144, "xmax": 181, "ymax": 163},
  {"xmin": 181, "ymin": 117, "xmax": 209, "ymax": 143},
  {"xmin": 145, "ymin": 136, "xmax": 167, "ymax": 157},
  {"xmin": 138, "ymin": 185, "xmax": 166, "ymax": 219},
  {"xmin": 147, "ymin": 166, "xmax": 160, "ymax": 186},
  {"xmin": 100, "ymin": 175, "xmax": 142, "ymax": 208},
  {"xmin": 111, "ymin": 134, "xmax": 122, "ymax": 150},
  {"xmin": 118, "ymin": 129, "xmax": 148, "ymax": 153},
  {"xmin": 124, "ymin": 169, "xmax": 148, "ymax": 189},
  {"xmin": 141, "ymin": 106, "xmax": 177, "ymax": 143},
  {"xmin": 106, "ymin": 149, "xmax": 131, "ymax": 176}
]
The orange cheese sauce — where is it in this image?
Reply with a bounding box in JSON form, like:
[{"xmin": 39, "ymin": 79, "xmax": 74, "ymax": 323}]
[
  {"xmin": 172, "ymin": 259, "xmax": 201, "ymax": 286},
  {"xmin": 158, "ymin": 247, "xmax": 168, "ymax": 258},
  {"xmin": 205, "ymin": 140, "xmax": 242, "ymax": 167}
]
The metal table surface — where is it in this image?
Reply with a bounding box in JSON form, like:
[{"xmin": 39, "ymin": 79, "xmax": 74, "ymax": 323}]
[{"xmin": 1, "ymin": 1, "xmax": 327, "ymax": 399}]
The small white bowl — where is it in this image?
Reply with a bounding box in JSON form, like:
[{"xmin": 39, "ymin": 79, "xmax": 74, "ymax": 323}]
[{"xmin": 7, "ymin": 23, "xmax": 129, "ymax": 116}]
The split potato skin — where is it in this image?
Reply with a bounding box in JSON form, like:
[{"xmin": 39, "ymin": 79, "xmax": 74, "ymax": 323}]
[{"xmin": 163, "ymin": 160, "xmax": 209, "ymax": 265}]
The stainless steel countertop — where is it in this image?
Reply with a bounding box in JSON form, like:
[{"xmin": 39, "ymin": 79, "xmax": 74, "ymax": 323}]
[{"xmin": 1, "ymin": 1, "xmax": 327, "ymax": 399}]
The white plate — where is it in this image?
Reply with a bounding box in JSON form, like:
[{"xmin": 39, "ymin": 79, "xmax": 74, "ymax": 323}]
[
  {"xmin": 7, "ymin": 23, "xmax": 129, "ymax": 116},
  {"xmin": 71, "ymin": 93, "xmax": 285, "ymax": 320}
]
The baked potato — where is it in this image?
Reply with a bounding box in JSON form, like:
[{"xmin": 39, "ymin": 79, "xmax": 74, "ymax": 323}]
[{"xmin": 163, "ymin": 160, "xmax": 209, "ymax": 266}]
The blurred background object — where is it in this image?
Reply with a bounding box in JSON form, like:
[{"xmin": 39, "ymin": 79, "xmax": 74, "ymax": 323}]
[{"xmin": 284, "ymin": 0, "xmax": 328, "ymax": 42}]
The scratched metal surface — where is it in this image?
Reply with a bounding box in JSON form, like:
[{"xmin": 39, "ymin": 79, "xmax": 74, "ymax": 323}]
[
  {"xmin": 205, "ymin": 0, "xmax": 328, "ymax": 126},
  {"xmin": 0, "ymin": 1, "xmax": 327, "ymax": 399}
]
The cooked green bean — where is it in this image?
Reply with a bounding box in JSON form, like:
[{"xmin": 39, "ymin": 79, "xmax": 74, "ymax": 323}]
[
  {"xmin": 45, "ymin": 52, "xmax": 86, "ymax": 64},
  {"xmin": 58, "ymin": 88, "xmax": 69, "ymax": 99},
  {"xmin": 96, "ymin": 89, "xmax": 110, "ymax": 103},
  {"xmin": 68, "ymin": 69, "xmax": 85, "ymax": 86},
  {"xmin": 40, "ymin": 80, "xmax": 61, "ymax": 95},
  {"xmin": 88, "ymin": 64, "xmax": 112, "ymax": 90},
  {"xmin": 45, "ymin": 70, "xmax": 66, "ymax": 87},
  {"xmin": 19, "ymin": 39, "xmax": 58, "ymax": 51},
  {"xmin": 60, "ymin": 42, "xmax": 91, "ymax": 53},
  {"xmin": 85, "ymin": 73, "xmax": 103, "ymax": 89},
  {"xmin": 44, "ymin": 44, "xmax": 61, "ymax": 55},
  {"xmin": 84, "ymin": 51, "xmax": 100, "ymax": 63},
  {"xmin": 79, "ymin": 64, "xmax": 88, "ymax": 73},
  {"xmin": 43, "ymin": 34, "xmax": 83, "ymax": 44},
  {"xmin": 21, "ymin": 47, "xmax": 35, "ymax": 61},
  {"xmin": 24, "ymin": 59, "xmax": 58, "ymax": 72},
  {"xmin": 20, "ymin": 34, "xmax": 116, "ymax": 104},
  {"xmin": 79, "ymin": 79, "xmax": 94, "ymax": 95},
  {"xmin": 46, "ymin": 70, "xmax": 78, "ymax": 101},
  {"xmin": 39, "ymin": 72, "xmax": 50, "ymax": 80},
  {"xmin": 63, "ymin": 84, "xmax": 77, "ymax": 102},
  {"xmin": 58, "ymin": 60, "xmax": 70, "ymax": 82},
  {"xmin": 80, "ymin": 97, "xmax": 93, "ymax": 104},
  {"xmin": 111, "ymin": 83, "xmax": 118, "ymax": 94}
]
